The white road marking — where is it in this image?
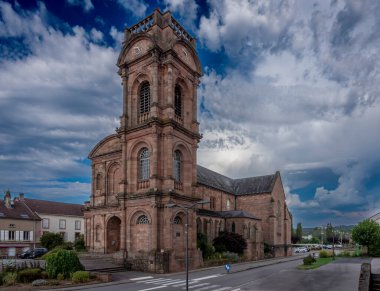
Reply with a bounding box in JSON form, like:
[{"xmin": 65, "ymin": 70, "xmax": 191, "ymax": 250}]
[
  {"xmin": 186, "ymin": 283, "xmax": 210, "ymax": 289},
  {"xmin": 131, "ymin": 276, "xmax": 154, "ymax": 281},
  {"xmin": 138, "ymin": 286, "xmax": 166, "ymax": 291},
  {"xmin": 165, "ymin": 280, "xmax": 185, "ymax": 285},
  {"xmin": 194, "ymin": 285, "xmax": 220, "ymax": 291},
  {"xmin": 192, "ymin": 274, "xmax": 223, "ymax": 281},
  {"xmin": 212, "ymin": 287, "xmax": 233, "ymax": 291},
  {"xmin": 140, "ymin": 278, "xmax": 174, "ymax": 284}
]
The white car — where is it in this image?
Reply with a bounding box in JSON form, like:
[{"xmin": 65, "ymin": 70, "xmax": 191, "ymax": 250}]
[{"xmin": 295, "ymin": 247, "xmax": 308, "ymax": 253}]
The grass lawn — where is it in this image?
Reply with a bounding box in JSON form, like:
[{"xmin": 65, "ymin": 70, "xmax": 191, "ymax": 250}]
[{"xmin": 297, "ymin": 257, "xmax": 335, "ymax": 270}]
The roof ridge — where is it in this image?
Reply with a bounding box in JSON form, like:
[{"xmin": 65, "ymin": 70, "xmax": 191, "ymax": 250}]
[{"xmin": 25, "ymin": 198, "xmax": 83, "ymax": 206}]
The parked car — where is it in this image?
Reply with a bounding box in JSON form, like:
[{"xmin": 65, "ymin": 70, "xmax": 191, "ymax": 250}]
[
  {"xmin": 19, "ymin": 249, "xmax": 33, "ymax": 259},
  {"xmin": 30, "ymin": 248, "xmax": 48, "ymax": 259},
  {"xmin": 295, "ymin": 247, "xmax": 309, "ymax": 253}
]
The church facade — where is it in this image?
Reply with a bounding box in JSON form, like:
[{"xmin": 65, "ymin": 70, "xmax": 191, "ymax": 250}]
[{"xmin": 84, "ymin": 9, "xmax": 292, "ymax": 273}]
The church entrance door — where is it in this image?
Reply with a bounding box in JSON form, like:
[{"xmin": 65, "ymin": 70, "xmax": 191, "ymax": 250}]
[{"xmin": 107, "ymin": 216, "xmax": 121, "ymax": 253}]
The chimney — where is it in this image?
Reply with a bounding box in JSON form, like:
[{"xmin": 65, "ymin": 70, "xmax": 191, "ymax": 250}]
[
  {"xmin": 4, "ymin": 190, "xmax": 11, "ymax": 208},
  {"xmin": 19, "ymin": 193, "xmax": 25, "ymax": 201}
]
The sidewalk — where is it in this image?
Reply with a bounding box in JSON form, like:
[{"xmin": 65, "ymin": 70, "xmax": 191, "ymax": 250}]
[
  {"xmin": 49, "ymin": 254, "xmax": 307, "ymax": 290},
  {"xmin": 372, "ymin": 258, "xmax": 380, "ymax": 274}
]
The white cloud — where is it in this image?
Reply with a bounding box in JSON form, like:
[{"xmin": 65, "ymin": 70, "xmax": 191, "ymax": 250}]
[
  {"xmin": 117, "ymin": 0, "xmax": 148, "ymax": 18},
  {"xmin": 163, "ymin": 0, "xmax": 198, "ymax": 30},
  {"xmin": 66, "ymin": 0, "xmax": 94, "ymax": 12}
]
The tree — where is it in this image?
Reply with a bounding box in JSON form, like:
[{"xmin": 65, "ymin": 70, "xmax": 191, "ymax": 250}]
[
  {"xmin": 40, "ymin": 232, "xmax": 64, "ymax": 250},
  {"xmin": 213, "ymin": 231, "xmax": 247, "ymax": 255},
  {"xmin": 295, "ymin": 223, "xmax": 302, "ymax": 243},
  {"xmin": 352, "ymin": 219, "xmax": 380, "ymax": 256}
]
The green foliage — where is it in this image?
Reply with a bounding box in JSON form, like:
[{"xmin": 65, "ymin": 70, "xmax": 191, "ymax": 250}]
[
  {"xmin": 72, "ymin": 271, "xmax": 89, "ymax": 283},
  {"xmin": 352, "ymin": 219, "xmax": 380, "ymax": 256},
  {"xmin": 264, "ymin": 243, "xmax": 271, "ymax": 254},
  {"xmin": 57, "ymin": 273, "xmax": 65, "ymax": 280},
  {"xmin": 337, "ymin": 250, "xmax": 351, "ymax": 257},
  {"xmin": 45, "ymin": 249, "xmax": 84, "ymax": 279},
  {"xmin": 60, "ymin": 241, "xmax": 74, "ymax": 250},
  {"xmin": 41, "ymin": 271, "xmax": 48, "ymax": 279},
  {"xmin": 296, "ymin": 223, "xmax": 302, "ymax": 242},
  {"xmin": 319, "ymin": 250, "xmax": 330, "ymax": 258},
  {"xmin": 197, "ymin": 233, "xmax": 215, "ymax": 259},
  {"xmin": 74, "ymin": 235, "xmax": 86, "ymax": 251},
  {"xmin": 213, "ymin": 231, "xmax": 247, "ymax": 255},
  {"xmin": 17, "ymin": 268, "xmax": 42, "ymax": 283},
  {"xmin": 369, "ymin": 239, "xmax": 380, "ymax": 257},
  {"xmin": 2, "ymin": 260, "xmax": 16, "ymax": 272},
  {"xmin": 303, "ymin": 255, "xmax": 316, "ymax": 265},
  {"xmin": 40, "ymin": 232, "xmax": 64, "ymax": 250},
  {"xmin": 2, "ymin": 272, "xmax": 17, "ymax": 286}
]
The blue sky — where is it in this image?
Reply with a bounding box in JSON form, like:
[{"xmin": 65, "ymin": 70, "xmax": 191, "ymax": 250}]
[{"xmin": 1, "ymin": 0, "xmax": 380, "ymax": 227}]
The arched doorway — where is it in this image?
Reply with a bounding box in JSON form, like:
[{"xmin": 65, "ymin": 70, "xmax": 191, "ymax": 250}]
[{"xmin": 107, "ymin": 216, "xmax": 121, "ymax": 253}]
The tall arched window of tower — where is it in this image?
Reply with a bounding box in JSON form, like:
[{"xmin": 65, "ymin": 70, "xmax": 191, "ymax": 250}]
[
  {"xmin": 138, "ymin": 148, "xmax": 150, "ymax": 181},
  {"xmin": 174, "ymin": 85, "xmax": 182, "ymax": 119},
  {"xmin": 139, "ymin": 82, "xmax": 150, "ymax": 122},
  {"xmin": 173, "ymin": 150, "xmax": 182, "ymax": 191}
]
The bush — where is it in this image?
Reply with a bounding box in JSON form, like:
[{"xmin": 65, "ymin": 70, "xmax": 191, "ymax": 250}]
[
  {"xmin": 57, "ymin": 273, "xmax": 65, "ymax": 280},
  {"xmin": 303, "ymin": 255, "xmax": 316, "ymax": 265},
  {"xmin": 41, "ymin": 271, "xmax": 48, "ymax": 279},
  {"xmin": 337, "ymin": 251, "xmax": 351, "ymax": 257},
  {"xmin": 74, "ymin": 235, "xmax": 86, "ymax": 251},
  {"xmin": 2, "ymin": 260, "xmax": 16, "ymax": 273},
  {"xmin": 40, "ymin": 232, "xmax": 64, "ymax": 250},
  {"xmin": 2, "ymin": 272, "xmax": 17, "ymax": 286},
  {"xmin": 319, "ymin": 250, "xmax": 330, "ymax": 258},
  {"xmin": 72, "ymin": 271, "xmax": 89, "ymax": 283},
  {"xmin": 45, "ymin": 249, "xmax": 84, "ymax": 279},
  {"xmin": 197, "ymin": 233, "xmax": 215, "ymax": 259},
  {"xmin": 60, "ymin": 242, "xmax": 74, "ymax": 250},
  {"xmin": 213, "ymin": 232, "xmax": 247, "ymax": 255},
  {"xmin": 17, "ymin": 268, "xmax": 42, "ymax": 283}
]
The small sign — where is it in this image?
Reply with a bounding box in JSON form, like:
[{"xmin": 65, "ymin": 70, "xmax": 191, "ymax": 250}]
[{"xmin": 225, "ymin": 263, "xmax": 231, "ymax": 273}]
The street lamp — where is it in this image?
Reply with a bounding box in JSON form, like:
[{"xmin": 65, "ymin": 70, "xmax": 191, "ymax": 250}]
[{"xmin": 166, "ymin": 200, "xmax": 209, "ymax": 291}]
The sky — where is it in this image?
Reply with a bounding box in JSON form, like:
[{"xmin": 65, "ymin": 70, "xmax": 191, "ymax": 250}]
[{"xmin": 1, "ymin": 0, "xmax": 380, "ymax": 227}]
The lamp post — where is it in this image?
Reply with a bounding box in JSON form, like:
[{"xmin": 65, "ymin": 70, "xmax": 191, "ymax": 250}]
[{"xmin": 166, "ymin": 200, "xmax": 209, "ymax": 291}]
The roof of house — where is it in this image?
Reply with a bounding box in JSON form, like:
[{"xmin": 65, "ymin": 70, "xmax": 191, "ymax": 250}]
[
  {"xmin": 24, "ymin": 198, "xmax": 84, "ymax": 217},
  {"xmin": 197, "ymin": 209, "xmax": 260, "ymax": 220},
  {"xmin": 197, "ymin": 165, "xmax": 277, "ymax": 195},
  {"xmin": 0, "ymin": 199, "xmax": 40, "ymax": 220}
]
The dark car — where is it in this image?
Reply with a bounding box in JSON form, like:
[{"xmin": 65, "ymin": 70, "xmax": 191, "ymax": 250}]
[
  {"xmin": 19, "ymin": 249, "xmax": 33, "ymax": 259},
  {"xmin": 30, "ymin": 248, "xmax": 48, "ymax": 259}
]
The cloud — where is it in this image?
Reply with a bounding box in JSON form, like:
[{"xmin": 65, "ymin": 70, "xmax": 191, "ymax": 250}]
[
  {"xmin": 163, "ymin": 0, "xmax": 198, "ymax": 30},
  {"xmin": 66, "ymin": 0, "xmax": 94, "ymax": 12},
  {"xmin": 116, "ymin": 0, "xmax": 148, "ymax": 18},
  {"xmin": 0, "ymin": 2, "xmax": 120, "ymax": 201}
]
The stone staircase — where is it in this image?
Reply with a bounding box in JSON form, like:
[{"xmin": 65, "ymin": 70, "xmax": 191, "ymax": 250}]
[
  {"xmin": 79, "ymin": 253, "xmax": 126, "ymax": 273},
  {"xmin": 372, "ymin": 274, "xmax": 380, "ymax": 291}
]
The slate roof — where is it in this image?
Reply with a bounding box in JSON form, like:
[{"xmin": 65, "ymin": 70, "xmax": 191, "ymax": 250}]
[
  {"xmin": 24, "ymin": 199, "xmax": 84, "ymax": 217},
  {"xmin": 0, "ymin": 199, "xmax": 40, "ymax": 220},
  {"xmin": 197, "ymin": 165, "xmax": 277, "ymax": 195},
  {"xmin": 197, "ymin": 209, "xmax": 260, "ymax": 220}
]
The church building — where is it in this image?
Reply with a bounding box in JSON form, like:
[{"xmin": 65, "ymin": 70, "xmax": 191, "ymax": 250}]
[{"xmin": 84, "ymin": 9, "xmax": 292, "ymax": 273}]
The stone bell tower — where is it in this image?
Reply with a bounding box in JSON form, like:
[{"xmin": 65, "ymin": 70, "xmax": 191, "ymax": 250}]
[{"xmin": 85, "ymin": 9, "xmax": 203, "ymax": 272}]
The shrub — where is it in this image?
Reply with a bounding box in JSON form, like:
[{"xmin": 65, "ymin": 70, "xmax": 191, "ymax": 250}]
[
  {"xmin": 45, "ymin": 249, "xmax": 84, "ymax": 279},
  {"xmin": 213, "ymin": 232, "xmax": 247, "ymax": 255},
  {"xmin": 2, "ymin": 260, "xmax": 16, "ymax": 272},
  {"xmin": 197, "ymin": 233, "xmax": 215, "ymax": 259},
  {"xmin": 40, "ymin": 232, "xmax": 64, "ymax": 250},
  {"xmin": 72, "ymin": 271, "xmax": 89, "ymax": 283},
  {"xmin": 17, "ymin": 268, "xmax": 42, "ymax": 283},
  {"xmin": 319, "ymin": 250, "xmax": 330, "ymax": 258},
  {"xmin": 3, "ymin": 272, "xmax": 17, "ymax": 286},
  {"xmin": 74, "ymin": 235, "xmax": 86, "ymax": 251},
  {"xmin": 303, "ymin": 255, "xmax": 316, "ymax": 266},
  {"xmin": 337, "ymin": 251, "xmax": 351, "ymax": 257},
  {"xmin": 41, "ymin": 271, "xmax": 49, "ymax": 279},
  {"xmin": 57, "ymin": 273, "xmax": 65, "ymax": 280},
  {"xmin": 60, "ymin": 242, "xmax": 74, "ymax": 250}
]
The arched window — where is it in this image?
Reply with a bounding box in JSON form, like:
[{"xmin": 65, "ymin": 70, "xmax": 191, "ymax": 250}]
[
  {"xmin": 231, "ymin": 222, "xmax": 236, "ymax": 233},
  {"xmin": 174, "ymin": 85, "xmax": 182, "ymax": 117},
  {"xmin": 173, "ymin": 150, "xmax": 181, "ymax": 182},
  {"xmin": 139, "ymin": 82, "xmax": 150, "ymax": 114},
  {"xmin": 138, "ymin": 148, "xmax": 150, "ymax": 181},
  {"xmin": 137, "ymin": 215, "xmax": 150, "ymax": 224},
  {"xmin": 173, "ymin": 216, "xmax": 182, "ymax": 224}
]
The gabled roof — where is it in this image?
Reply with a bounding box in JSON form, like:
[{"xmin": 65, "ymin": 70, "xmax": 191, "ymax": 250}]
[
  {"xmin": 0, "ymin": 200, "xmax": 40, "ymax": 220},
  {"xmin": 196, "ymin": 165, "xmax": 277, "ymax": 195},
  {"xmin": 24, "ymin": 199, "xmax": 84, "ymax": 217}
]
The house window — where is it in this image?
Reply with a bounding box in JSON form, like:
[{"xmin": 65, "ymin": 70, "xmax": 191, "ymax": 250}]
[
  {"xmin": 139, "ymin": 82, "xmax": 150, "ymax": 114},
  {"xmin": 42, "ymin": 218, "xmax": 49, "ymax": 229},
  {"xmin": 210, "ymin": 197, "xmax": 216, "ymax": 210},
  {"xmin": 138, "ymin": 148, "xmax": 150, "ymax": 181},
  {"xmin": 173, "ymin": 216, "xmax": 182, "ymax": 224},
  {"xmin": 60, "ymin": 232, "xmax": 66, "ymax": 240},
  {"xmin": 59, "ymin": 219, "xmax": 66, "ymax": 229},
  {"xmin": 96, "ymin": 173, "xmax": 102, "ymax": 190},
  {"xmin": 174, "ymin": 85, "xmax": 182, "ymax": 117},
  {"xmin": 173, "ymin": 150, "xmax": 182, "ymax": 182},
  {"xmin": 8, "ymin": 231, "xmax": 15, "ymax": 241},
  {"xmin": 75, "ymin": 220, "xmax": 81, "ymax": 230},
  {"xmin": 137, "ymin": 215, "xmax": 150, "ymax": 224},
  {"xmin": 226, "ymin": 199, "xmax": 231, "ymax": 210},
  {"xmin": 75, "ymin": 232, "xmax": 81, "ymax": 239},
  {"xmin": 231, "ymin": 222, "xmax": 236, "ymax": 233},
  {"xmin": 23, "ymin": 231, "xmax": 30, "ymax": 241}
]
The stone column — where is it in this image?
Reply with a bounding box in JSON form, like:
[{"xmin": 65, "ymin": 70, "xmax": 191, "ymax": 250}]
[{"xmin": 120, "ymin": 66, "xmax": 129, "ymax": 128}]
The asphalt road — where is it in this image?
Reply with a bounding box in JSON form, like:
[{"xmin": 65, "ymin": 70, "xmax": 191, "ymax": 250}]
[{"xmin": 75, "ymin": 257, "xmax": 366, "ymax": 291}]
